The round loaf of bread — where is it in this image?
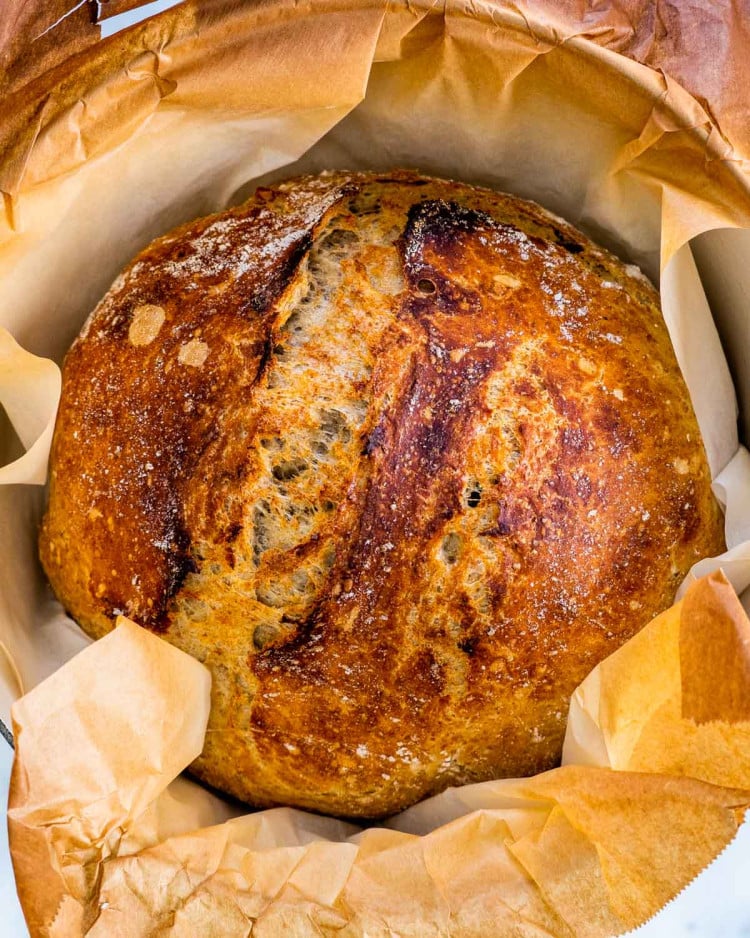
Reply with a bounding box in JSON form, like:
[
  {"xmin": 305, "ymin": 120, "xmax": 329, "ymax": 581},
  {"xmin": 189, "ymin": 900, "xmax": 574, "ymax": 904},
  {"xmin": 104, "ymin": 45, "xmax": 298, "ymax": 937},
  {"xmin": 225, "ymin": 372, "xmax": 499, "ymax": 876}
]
[{"xmin": 40, "ymin": 171, "xmax": 725, "ymax": 817}]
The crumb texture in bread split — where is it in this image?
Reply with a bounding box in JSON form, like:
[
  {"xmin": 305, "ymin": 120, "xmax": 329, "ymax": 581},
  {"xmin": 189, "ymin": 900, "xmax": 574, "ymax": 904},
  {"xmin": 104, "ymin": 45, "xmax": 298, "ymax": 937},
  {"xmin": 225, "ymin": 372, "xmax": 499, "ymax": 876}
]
[{"xmin": 39, "ymin": 170, "xmax": 725, "ymax": 818}]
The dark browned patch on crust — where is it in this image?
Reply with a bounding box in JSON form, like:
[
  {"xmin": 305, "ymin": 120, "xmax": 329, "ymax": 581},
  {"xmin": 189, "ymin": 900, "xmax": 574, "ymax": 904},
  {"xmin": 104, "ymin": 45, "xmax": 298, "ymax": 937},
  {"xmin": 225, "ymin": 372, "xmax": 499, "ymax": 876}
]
[
  {"xmin": 222, "ymin": 521, "xmax": 244, "ymax": 543},
  {"xmin": 551, "ymin": 225, "xmax": 584, "ymax": 254},
  {"xmin": 458, "ymin": 636, "xmax": 478, "ymax": 656},
  {"xmin": 249, "ymin": 233, "xmax": 314, "ymax": 314},
  {"xmin": 400, "ymin": 199, "xmax": 498, "ymax": 310}
]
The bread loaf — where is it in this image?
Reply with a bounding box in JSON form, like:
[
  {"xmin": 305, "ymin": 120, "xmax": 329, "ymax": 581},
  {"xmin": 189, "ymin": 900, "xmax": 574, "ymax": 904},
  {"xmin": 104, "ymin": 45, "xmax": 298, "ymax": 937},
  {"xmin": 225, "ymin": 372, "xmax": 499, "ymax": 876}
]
[{"xmin": 40, "ymin": 171, "xmax": 725, "ymax": 817}]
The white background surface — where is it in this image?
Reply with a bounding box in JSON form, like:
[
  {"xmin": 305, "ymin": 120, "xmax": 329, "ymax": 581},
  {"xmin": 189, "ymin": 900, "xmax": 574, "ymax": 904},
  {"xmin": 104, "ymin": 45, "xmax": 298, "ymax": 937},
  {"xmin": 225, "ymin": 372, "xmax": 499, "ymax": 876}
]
[
  {"xmin": 2, "ymin": 2, "xmax": 750, "ymax": 936},
  {"xmin": 2, "ymin": 739, "xmax": 27, "ymax": 937}
]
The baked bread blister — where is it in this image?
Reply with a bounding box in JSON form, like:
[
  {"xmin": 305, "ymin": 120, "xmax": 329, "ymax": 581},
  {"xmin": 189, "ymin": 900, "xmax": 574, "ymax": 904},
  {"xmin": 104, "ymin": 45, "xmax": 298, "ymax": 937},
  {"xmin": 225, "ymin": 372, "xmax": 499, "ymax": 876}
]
[{"xmin": 40, "ymin": 171, "xmax": 725, "ymax": 818}]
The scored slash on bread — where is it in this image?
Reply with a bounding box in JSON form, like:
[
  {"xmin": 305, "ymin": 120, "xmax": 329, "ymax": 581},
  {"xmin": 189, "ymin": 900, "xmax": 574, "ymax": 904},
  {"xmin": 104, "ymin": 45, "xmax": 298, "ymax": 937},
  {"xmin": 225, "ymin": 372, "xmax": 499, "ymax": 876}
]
[{"xmin": 39, "ymin": 171, "xmax": 724, "ymax": 818}]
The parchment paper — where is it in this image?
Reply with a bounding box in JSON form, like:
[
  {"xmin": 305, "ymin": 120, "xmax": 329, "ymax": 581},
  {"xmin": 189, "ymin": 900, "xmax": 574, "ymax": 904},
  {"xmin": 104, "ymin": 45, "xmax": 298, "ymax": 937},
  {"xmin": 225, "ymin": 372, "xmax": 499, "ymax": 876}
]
[
  {"xmin": 3, "ymin": 0, "xmax": 750, "ymax": 934},
  {"xmin": 8, "ymin": 574, "xmax": 750, "ymax": 937}
]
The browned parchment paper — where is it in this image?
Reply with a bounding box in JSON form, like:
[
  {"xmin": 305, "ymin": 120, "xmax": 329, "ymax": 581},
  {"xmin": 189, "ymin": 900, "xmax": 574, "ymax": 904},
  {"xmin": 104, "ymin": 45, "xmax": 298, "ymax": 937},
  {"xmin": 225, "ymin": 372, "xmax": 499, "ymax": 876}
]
[
  {"xmin": 564, "ymin": 571, "xmax": 750, "ymax": 787},
  {"xmin": 8, "ymin": 573, "xmax": 750, "ymax": 937},
  {"xmin": 3, "ymin": 1, "xmax": 750, "ymax": 935}
]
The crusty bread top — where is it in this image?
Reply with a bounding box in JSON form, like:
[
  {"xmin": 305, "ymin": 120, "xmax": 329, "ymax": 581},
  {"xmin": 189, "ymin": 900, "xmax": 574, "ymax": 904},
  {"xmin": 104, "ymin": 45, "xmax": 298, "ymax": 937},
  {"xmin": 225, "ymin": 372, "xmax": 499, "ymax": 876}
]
[{"xmin": 40, "ymin": 171, "xmax": 725, "ymax": 817}]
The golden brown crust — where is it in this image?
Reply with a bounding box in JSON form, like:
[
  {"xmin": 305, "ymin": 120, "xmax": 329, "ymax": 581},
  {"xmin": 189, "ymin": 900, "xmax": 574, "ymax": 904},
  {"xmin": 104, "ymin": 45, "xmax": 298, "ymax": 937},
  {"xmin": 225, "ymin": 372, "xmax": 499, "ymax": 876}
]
[{"xmin": 40, "ymin": 170, "xmax": 725, "ymax": 817}]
